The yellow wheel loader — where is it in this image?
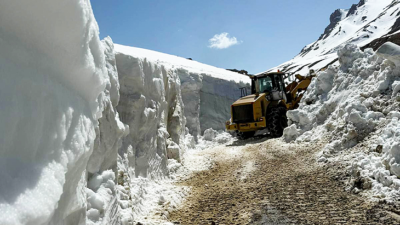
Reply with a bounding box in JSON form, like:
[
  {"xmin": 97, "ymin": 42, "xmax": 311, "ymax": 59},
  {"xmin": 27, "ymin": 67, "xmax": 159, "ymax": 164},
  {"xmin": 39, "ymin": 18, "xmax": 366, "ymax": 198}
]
[{"xmin": 225, "ymin": 71, "xmax": 315, "ymax": 139}]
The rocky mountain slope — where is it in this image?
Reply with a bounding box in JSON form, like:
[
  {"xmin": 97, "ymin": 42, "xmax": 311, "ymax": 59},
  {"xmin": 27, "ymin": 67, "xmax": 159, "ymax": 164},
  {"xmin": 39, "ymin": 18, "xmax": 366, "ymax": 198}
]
[{"xmin": 264, "ymin": 0, "xmax": 400, "ymax": 79}]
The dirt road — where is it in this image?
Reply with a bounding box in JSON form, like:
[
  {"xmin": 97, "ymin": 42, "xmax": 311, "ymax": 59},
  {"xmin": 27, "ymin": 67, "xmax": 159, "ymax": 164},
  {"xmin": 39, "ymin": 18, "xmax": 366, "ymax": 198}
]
[{"xmin": 169, "ymin": 137, "xmax": 400, "ymax": 224}]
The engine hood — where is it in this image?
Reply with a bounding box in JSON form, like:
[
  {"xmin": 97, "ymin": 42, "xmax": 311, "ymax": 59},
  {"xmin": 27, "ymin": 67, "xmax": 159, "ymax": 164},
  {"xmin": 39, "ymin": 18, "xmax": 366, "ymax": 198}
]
[{"xmin": 232, "ymin": 93, "xmax": 266, "ymax": 106}]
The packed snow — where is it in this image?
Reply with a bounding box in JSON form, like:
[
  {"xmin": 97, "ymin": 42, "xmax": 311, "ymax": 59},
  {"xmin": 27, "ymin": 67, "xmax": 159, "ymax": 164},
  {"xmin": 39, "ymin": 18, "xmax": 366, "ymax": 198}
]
[{"xmin": 285, "ymin": 42, "xmax": 400, "ymax": 200}]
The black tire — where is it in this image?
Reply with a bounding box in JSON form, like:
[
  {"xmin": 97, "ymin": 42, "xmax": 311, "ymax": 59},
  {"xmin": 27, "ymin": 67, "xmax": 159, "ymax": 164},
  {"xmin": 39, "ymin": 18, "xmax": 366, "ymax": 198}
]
[
  {"xmin": 268, "ymin": 107, "xmax": 288, "ymax": 138},
  {"xmin": 237, "ymin": 131, "xmax": 255, "ymax": 140}
]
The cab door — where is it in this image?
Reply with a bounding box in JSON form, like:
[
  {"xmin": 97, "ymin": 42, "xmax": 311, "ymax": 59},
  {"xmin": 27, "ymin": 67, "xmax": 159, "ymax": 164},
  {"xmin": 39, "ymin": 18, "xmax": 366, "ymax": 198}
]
[{"xmin": 270, "ymin": 75, "xmax": 287, "ymax": 102}]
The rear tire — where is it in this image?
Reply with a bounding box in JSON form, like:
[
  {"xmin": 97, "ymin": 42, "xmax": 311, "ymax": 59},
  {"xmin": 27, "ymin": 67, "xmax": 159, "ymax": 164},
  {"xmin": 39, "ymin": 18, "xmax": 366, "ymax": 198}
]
[{"xmin": 268, "ymin": 107, "xmax": 288, "ymax": 138}]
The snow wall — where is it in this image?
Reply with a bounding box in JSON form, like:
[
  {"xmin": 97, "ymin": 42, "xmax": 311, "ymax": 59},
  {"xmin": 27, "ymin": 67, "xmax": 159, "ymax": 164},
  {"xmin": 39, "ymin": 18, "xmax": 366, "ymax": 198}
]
[
  {"xmin": 199, "ymin": 75, "xmax": 246, "ymax": 133},
  {"xmin": 85, "ymin": 38, "xmax": 127, "ymax": 225},
  {"xmin": 178, "ymin": 70, "xmax": 248, "ymax": 139},
  {"xmin": 0, "ymin": 0, "xmax": 128, "ymax": 224},
  {"xmin": 113, "ymin": 46, "xmax": 249, "ymax": 221},
  {"xmin": 0, "ymin": 1, "xmax": 250, "ymax": 224},
  {"xmin": 114, "ymin": 44, "xmax": 251, "ymax": 142},
  {"xmin": 284, "ymin": 42, "xmax": 400, "ymax": 199},
  {"xmin": 114, "ymin": 52, "xmax": 187, "ymax": 223},
  {"xmin": 115, "ymin": 51, "xmax": 187, "ymax": 173}
]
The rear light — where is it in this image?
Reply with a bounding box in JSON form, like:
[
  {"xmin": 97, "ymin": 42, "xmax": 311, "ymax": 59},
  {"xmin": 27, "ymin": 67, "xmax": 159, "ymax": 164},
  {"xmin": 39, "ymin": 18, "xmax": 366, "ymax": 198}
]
[{"xmin": 259, "ymin": 118, "xmax": 264, "ymax": 121}]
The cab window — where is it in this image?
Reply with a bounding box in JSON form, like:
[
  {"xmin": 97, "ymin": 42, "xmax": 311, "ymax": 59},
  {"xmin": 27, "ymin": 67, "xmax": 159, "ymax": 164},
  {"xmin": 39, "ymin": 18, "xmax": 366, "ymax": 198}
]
[
  {"xmin": 274, "ymin": 75, "xmax": 285, "ymax": 91},
  {"xmin": 259, "ymin": 77, "xmax": 273, "ymax": 93}
]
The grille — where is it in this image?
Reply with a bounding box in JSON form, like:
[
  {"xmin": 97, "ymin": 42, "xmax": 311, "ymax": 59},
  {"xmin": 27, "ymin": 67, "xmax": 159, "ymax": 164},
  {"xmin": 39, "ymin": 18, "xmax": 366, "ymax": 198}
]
[{"xmin": 232, "ymin": 104, "xmax": 254, "ymax": 123}]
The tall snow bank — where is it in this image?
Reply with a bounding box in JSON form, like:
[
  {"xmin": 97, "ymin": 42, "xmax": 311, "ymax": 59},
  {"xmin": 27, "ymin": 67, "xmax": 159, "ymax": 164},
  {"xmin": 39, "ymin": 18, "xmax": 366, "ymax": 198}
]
[
  {"xmin": 113, "ymin": 44, "xmax": 247, "ymax": 220},
  {"xmin": 115, "ymin": 49, "xmax": 187, "ymax": 220},
  {"xmin": 114, "ymin": 44, "xmax": 250, "ymax": 141},
  {"xmin": 87, "ymin": 37, "xmax": 127, "ymax": 176},
  {"xmin": 178, "ymin": 71, "xmax": 203, "ymax": 139},
  {"xmin": 86, "ymin": 37, "xmax": 128, "ymax": 225},
  {"xmin": 286, "ymin": 43, "xmax": 400, "ymax": 198},
  {"xmin": 178, "ymin": 70, "xmax": 248, "ymax": 139},
  {"xmin": 115, "ymin": 52, "xmax": 186, "ymax": 174},
  {"xmin": 0, "ymin": 0, "xmax": 108, "ymax": 224},
  {"xmin": 199, "ymin": 75, "xmax": 247, "ymax": 133}
]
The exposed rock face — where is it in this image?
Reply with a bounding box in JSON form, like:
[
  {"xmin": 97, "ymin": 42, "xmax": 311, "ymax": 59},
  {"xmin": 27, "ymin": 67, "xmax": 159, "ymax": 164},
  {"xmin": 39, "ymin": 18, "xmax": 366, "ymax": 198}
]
[
  {"xmin": 265, "ymin": 0, "xmax": 399, "ymax": 79},
  {"xmin": 226, "ymin": 69, "xmax": 249, "ymax": 75},
  {"xmin": 389, "ymin": 15, "xmax": 400, "ymax": 34},
  {"xmin": 318, "ymin": 9, "xmax": 346, "ymax": 41},
  {"xmin": 346, "ymin": 0, "xmax": 366, "ymax": 17},
  {"xmin": 361, "ymin": 33, "xmax": 400, "ymax": 51},
  {"xmin": 300, "ymin": 8, "xmax": 347, "ymax": 57}
]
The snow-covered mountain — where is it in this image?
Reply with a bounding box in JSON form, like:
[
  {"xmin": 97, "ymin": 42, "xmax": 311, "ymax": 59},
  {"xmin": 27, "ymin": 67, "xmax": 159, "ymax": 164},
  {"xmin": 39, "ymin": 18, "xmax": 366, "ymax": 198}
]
[{"xmin": 264, "ymin": 0, "xmax": 400, "ymax": 78}]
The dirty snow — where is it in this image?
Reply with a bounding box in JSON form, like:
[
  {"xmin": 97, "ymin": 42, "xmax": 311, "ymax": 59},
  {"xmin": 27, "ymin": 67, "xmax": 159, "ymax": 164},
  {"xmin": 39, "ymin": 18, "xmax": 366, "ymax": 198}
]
[
  {"xmin": 129, "ymin": 131, "xmax": 236, "ymax": 225},
  {"xmin": 285, "ymin": 42, "xmax": 400, "ymax": 200}
]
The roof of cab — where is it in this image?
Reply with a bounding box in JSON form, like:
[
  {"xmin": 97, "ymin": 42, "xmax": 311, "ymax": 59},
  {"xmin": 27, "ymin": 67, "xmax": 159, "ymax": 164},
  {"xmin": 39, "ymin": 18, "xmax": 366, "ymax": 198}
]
[{"xmin": 249, "ymin": 72, "xmax": 286, "ymax": 79}]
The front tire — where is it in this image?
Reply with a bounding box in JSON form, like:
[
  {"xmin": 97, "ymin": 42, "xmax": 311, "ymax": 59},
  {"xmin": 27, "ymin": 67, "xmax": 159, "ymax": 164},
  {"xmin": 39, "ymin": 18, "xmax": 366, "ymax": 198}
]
[
  {"xmin": 237, "ymin": 131, "xmax": 255, "ymax": 140},
  {"xmin": 268, "ymin": 107, "xmax": 288, "ymax": 138}
]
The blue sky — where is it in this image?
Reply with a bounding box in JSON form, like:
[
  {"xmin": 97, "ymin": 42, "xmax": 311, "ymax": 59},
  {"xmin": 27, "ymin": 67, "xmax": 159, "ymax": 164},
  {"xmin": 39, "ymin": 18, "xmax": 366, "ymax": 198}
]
[{"xmin": 92, "ymin": 0, "xmax": 356, "ymax": 74}]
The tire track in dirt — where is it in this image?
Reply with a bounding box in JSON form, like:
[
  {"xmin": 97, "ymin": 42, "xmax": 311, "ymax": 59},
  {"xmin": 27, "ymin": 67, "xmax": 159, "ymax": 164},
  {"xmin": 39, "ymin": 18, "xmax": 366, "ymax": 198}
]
[{"xmin": 169, "ymin": 138, "xmax": 400, "ymax": 224}]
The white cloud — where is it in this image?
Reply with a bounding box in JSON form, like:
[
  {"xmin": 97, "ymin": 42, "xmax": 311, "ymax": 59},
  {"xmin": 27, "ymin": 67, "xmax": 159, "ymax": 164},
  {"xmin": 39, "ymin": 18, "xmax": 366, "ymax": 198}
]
[{"xmin": 208, "ymin": 32, "xmax": 241, "ymax": 49}]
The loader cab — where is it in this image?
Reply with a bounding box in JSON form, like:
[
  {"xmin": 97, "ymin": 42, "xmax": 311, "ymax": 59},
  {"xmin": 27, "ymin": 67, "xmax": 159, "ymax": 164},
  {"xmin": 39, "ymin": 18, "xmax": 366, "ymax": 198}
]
[{"xmin": 251, "ymin": 72, "xmax": 287, "ymax": 102}]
